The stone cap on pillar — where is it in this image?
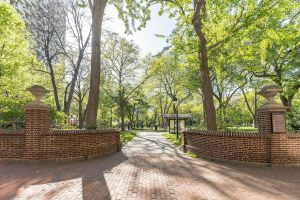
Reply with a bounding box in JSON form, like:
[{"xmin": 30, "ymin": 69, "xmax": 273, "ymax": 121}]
[
  {"xmin": 24, "ymin": 85, "xmax": 50, "ymax": 110},
  {"xmin": 257, "ymin": 85, "xmax": 287, "ymax": 112}
]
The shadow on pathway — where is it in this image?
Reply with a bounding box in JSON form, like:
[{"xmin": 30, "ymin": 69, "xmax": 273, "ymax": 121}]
[{"xmin": 1, "ymin": 131, "xmax": 300, "ymax": 200}]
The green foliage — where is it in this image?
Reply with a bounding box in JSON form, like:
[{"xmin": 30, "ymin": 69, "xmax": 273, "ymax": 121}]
[
  {"xmin": 0, "ymin": 3, "xmax": 39, "ymax": 124},
  {"xmin": 0, "ymin": 3, "xmax": 38, "ymax": 80},
  {"xmin": 0, "ymin": 96, "xmax": 29, "ymax": 123},
  {"xmin": 226, "ymin": 127, "xmax": 258, "ymax": 132},
  {"xmin": 157, "ymin": 0, "xmax": 300, "ymax": 130},
  {"xmin": 1, "ymin": 1, "xmax": 300, "ymax": 132},
  {"xmin": 50, "ymin": 109, "xmax": 68, "ymax": 129},
  {"xmin": 287, "ymin": 99, "xmax": 300, "ymax": 131},
  {"xmin": 85, "ymin": 123, "xmax": 98, "ymax": 130},
  {"xmin": 101, "ymin": 33, "xmax": 145, "ymax": 130},
  {"xmin": 120, "ymin": 130, "xmax": 138, "ymax": 144},
  {"xmin": 163, "ymin": 133, "xmax": 182, "ymax": 146},
  {"xmin": 185, "ymin": 151, "xmax": 198, "ymax": 158}
]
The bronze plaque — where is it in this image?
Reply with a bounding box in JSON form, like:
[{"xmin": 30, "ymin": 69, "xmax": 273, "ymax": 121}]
[{"xmin": 272, "ymin": 113, "xmax": 286, "ymax": 133}]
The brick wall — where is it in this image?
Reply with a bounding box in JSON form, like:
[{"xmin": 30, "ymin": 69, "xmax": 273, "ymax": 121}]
[
  {"xmin": 183, "ymin": 131, "xmax": 271, "ymax": 164},
  {"xmin": 0, "ymin": 129, "xmax": 120, "ymax": 160},
  {"xmin": 0, "ymin": 131, "xmax": 25, "ymax": 159},
  {"xmin": 40, "ymin": 129, "xmax": 120, "ymax": 160},
  {"xmin": 183, "ymin": 130, "xmax": 300, "ymax": 165},
  {"xmin": 270, "ymin": 133, "xmax": 300, "ymax": 165}
]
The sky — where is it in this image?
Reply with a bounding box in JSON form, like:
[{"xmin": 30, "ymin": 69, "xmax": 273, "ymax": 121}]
[{"xmin": 103, "ymin": 4, "xmax": 176, "ymax": 56}]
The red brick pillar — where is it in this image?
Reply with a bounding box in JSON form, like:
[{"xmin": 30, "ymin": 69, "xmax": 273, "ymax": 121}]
[
  {"xmin": 257, "ymin": 85, "xmax": 287, "ymax": 165},
  {"xmin": 257, "ymin": 85, "xmax": 287, "ymax": 134},
  {"xmin": 257, "ymin": 110, "xmax": 272, "ymax": 134},
  {"xmin": 23, "ymin": 85, "xmax": 50, "ymax": 159}
]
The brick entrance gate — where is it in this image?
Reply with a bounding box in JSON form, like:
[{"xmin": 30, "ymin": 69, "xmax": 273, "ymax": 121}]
[
  {"xmin": 0, "ymin": 85, "xmax": 120, "ymax": 160},
  {"xmin": 183, "ymin": 85, "xmax": 300, "ymax": 166}
]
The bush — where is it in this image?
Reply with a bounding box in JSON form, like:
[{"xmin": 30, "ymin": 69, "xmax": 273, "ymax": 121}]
[
  {"xmin": 50, "ymin": 109, "xmax": 73, "ymax": 129},
  {"xmin": 287, "ymin": 111, "xmax": 300, "ymax": 131}
]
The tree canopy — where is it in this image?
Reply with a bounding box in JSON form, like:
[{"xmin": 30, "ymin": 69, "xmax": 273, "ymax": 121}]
[{"xmin": 0, "ymin": 3, "xmax": 39, "ymax": 129}]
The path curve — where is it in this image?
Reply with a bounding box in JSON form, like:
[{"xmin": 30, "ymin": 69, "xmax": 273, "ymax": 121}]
[{"xmin": 1, "ymin": 131, "xmax": 300, "ymax": 200}]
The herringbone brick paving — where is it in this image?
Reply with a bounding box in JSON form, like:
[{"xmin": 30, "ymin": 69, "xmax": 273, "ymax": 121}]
[{"xmin": 1, "ymin": 132, "xmax": 300, "ymax": 200}]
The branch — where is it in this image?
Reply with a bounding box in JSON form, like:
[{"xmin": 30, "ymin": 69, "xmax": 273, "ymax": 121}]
[
  {"xmin": 34, "ymin": 69, "xmax": 50, "ymax": 75},
  {"xmin": 208, "ymin": 2, "xmax": 245, "ymax": 50}
]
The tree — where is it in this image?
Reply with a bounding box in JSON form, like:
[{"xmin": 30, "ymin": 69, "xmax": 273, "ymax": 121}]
[
  {"xmin": 145, "ymin": 52, "xmax": 192, "ymax": 127},
  {"xmin": 30, "ymin": 0, "xmax": 65, "ymax": 111},
  {"xmin": 59, "ymin": 0, "xmax": 92, "ymax": 115},
  {"xmin": 73, "ymin": 58, "xmax": 90, "ymax": 128},
  {"xmin": 85, "ymin": 0, "xmax": 152, "ymax": 128},
  {"xmin": 0, "ymin": 3, "xmax": 38, "ymax": 129},
  {"xmin": 152, "ymin": 0, "xmax": 287, "ymax": 130},
  {"xmin": 243, "ymin": 2, "xmax": 300, "ymax": 111},
  {"xmin": 0, "ymin": 3, "xmax": 36, "ymax": 85},
  {"xmin": 85, "ymin": 0, "xmax": 105, "ymax": 128},
  {"xmin": 32, "ymin": 0, "xmax": 92, "ymax": 115},
  {"xmin": 101, "ymin": 33, "xmax": 145, "ymax": 130}
]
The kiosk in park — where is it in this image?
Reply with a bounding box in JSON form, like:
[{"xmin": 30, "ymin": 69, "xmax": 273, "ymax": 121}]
[{"xmin": 163, "ymin": 114, "xmax": 192, "ymax": 133}]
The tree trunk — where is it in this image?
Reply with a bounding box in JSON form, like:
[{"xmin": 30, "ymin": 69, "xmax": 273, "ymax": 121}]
[
  {"xmin": 159, "ymin": 95, "xmax": 164, "ymax": 127},
  {"xmin": 78, "ymin": 98, "xmax": 84, "ymax": 129},
  {"xmin": 77, "ymin": 88, "xmax": 84, "ymax": 129},
  {"xmin": 11, "ymin": 120, "xmax": 17, "ymax": 132},
  {"xmin": 48, "ymin": 62, "xmax": 61, "ymax": 111},
  {"xmin": 120, "ymin": 100, "xmax": 125, "ymax": 131},
  {"xmin": 242, "ymin": 89, "xmax": 257, "ymax": 128},
  {"xmin": 136, "ymin": 112, "xmax": 139, "ymax": 128},
  {"xmin": 192, "ymin": 0, "xmax": 217, "ymax": 130},
  {"xmin": 280, "ymin": 95, "xmax": 293, "ymax": 112},
  {"xmin": 85, "ymin": 0, "xmax": 107, "ymax": 128},
  {"xmin": 110, "ymin": 107, "xmax": 113, "ymax": 128},
  {"xmin": 64, "ymin": 51, "xmax": 85, "ymax": 115},
  {"xmin": 197, "ymin": 48, "xmax": 217, "ymax": 130},
  {"xmin": 172, "ymin": 104, "xmax": 176, "ymax": 114},
  {"xmin": 201, "ymin": 93, "xmax": 206, "ymax": 126}
]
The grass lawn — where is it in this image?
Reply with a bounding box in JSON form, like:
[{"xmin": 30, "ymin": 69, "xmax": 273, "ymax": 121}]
[
  {"xmin": 120, "ymin": 130, "xmax": 138, "ymax": 145},
  {"xmin": 162, "ymin": 133, "xmax": 182, "ymax": 147},
  {"xmin": 132, "ymin": 128, "xmax": 167, "ymax": 132},
  {"xmin": 163, "ymin": 133, "xmax": 199, "ymax": 158},
  {"xmin": 227, "ymin": 127, "xmax": 258, "ymax": 132}
]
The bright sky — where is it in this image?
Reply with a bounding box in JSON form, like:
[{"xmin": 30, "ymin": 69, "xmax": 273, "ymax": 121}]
[{"xmin": 103, "ymin": 4, "xmax": 176, "ymax": 56}]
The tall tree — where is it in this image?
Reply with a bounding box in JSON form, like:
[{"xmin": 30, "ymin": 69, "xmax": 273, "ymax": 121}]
[
  {"xmin": 59, "ymin": 0, "xmax": 92, "ymax": 115},
  {"xmin": 74, "ymin": 58, "xmax": 90, "ymax": 128},
  {"xmin": 0, "ymin": 3, "xmax": 38, "ymax": 129},
  {"xmin": 152, "ymin": 0, "xmax": 283, "ymax": 130},
  {"xmin": 101, "ymin": 33, "xmax": 145, "ymax": 130},
  {"xmin": 85, "ymin": 0, "xmax": 151, "ymax": 128},
  {"xmin": 244, "ymin": 2, "xmax": 300, "ymax": 110},
  {"xmin": 85, "ymin": 0, "xmax": 106, "ymax": 128},
  {"xmin": 30, "ymin": 0, "xmax": 65, "ymax": 111},
  {"xmin": 147, "ymin": 53, "xmax": 191, "ymax": 113},
  {"xmin": 33, "ymin": 0, "xmax": 92, "ymax": 115}
]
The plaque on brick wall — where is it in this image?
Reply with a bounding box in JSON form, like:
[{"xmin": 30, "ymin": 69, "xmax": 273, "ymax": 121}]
[{"xmin": 272, "ymin": 113, "xmax": 286, "ymax": 133}]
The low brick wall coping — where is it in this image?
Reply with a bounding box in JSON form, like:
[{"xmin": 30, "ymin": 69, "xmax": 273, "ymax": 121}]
[
  {"xmin": 287, "ymin": 132, "xmax": 300, "ymax": 138},
  {"xmin": 45, "ymin": 129, "xmax": 119, "ymax": 135},
  {"xmin": 183, "ymin": 130, "xmax": 270, "ymax": 138},
  {"xmin": 0, "ymin": 131, "xmax": 25, "ymax": 136}
]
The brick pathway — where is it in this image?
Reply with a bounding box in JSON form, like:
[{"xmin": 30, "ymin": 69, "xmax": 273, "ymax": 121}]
[{"xmin": 1, "ymin": 132, "xmax": 300, "ymax": 200}]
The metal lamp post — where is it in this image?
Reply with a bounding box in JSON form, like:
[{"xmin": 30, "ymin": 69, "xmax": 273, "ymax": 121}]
[{"xmin": 172, "ymin": 96, "xmax": 179, "ymax": 139}]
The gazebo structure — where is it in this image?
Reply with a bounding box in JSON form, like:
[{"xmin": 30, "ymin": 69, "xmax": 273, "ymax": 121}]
[{"xmin": 163, "ymin": 113, "xmax": 192, "ymax": 133}]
